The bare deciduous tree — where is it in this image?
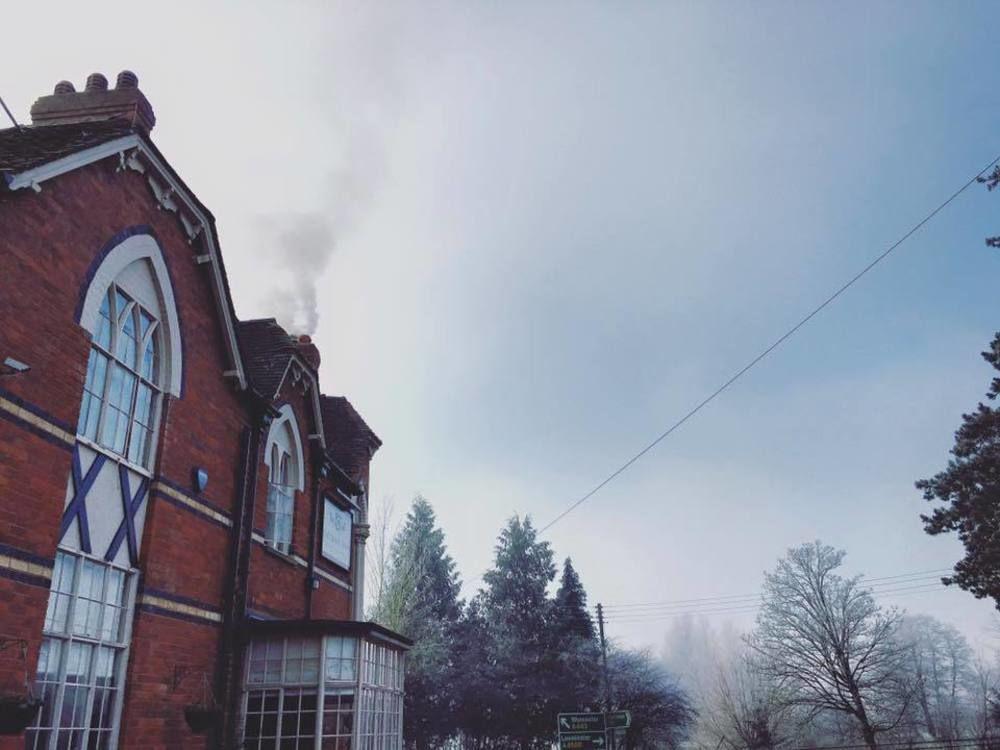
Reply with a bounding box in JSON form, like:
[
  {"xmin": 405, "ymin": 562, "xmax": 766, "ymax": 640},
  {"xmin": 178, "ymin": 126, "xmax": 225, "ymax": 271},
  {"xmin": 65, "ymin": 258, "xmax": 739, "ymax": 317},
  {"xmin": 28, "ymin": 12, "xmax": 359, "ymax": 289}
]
[
  {"xmin": 750, "ymin": 542, "xmax": 912, "ymax": 750},
  {"xmin": 366, "ymin": 495, "xmax": 416, "ymax": 628},
  {"xmin": 703, "ymin": 647, "xmax": 794, "ymax": 750},
  {"xmin": 898, "ymin": 614, "xmax": 975, "ymax": 741}
]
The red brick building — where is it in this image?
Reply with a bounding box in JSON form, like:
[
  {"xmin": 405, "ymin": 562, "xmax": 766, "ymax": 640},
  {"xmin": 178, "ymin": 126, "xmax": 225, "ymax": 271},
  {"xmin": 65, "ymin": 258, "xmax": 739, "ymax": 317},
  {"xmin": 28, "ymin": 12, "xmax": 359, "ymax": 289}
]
[{"xmin": 0, "ymin": 71, "xmax": 409, "ymax": 749}]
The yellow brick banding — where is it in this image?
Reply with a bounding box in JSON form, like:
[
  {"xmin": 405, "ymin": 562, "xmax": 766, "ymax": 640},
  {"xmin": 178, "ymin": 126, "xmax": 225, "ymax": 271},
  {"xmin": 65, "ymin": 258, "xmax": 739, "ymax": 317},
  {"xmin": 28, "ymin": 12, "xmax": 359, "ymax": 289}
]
[
  {"xmin": 151, "ymin": 481, "xmax": 232, "ymax": 527},
  {"xmin": 0, "ymin": 554, "xmax": 52, "ymax": 580},
  {"xmin": 0, "ymin": 396, "xmax": 74, "ymax": 445},
  {"xmin": 140, "ymin": 594, "xmax": 222, "ymax": 623}
]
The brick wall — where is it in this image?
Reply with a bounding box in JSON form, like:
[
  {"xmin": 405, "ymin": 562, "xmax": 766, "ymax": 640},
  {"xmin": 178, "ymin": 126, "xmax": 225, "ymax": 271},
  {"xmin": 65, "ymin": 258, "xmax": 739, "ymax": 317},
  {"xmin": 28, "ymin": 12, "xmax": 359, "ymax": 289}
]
[{"xmin": 0, "ymin": 150, "xmax": 367, "ymax": 748}]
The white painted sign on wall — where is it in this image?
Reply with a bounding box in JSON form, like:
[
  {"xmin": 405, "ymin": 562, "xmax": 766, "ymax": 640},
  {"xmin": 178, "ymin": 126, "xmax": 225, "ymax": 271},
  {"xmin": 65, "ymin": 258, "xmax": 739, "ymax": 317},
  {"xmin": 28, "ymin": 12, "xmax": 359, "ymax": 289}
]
[{"xmin": 322, "ymin": 498, "xmax": 352, "ymax": 570}]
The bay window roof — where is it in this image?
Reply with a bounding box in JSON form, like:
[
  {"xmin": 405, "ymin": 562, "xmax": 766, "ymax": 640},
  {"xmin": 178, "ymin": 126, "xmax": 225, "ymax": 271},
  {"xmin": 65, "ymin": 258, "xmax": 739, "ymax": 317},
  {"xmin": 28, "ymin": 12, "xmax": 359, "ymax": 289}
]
[{"xmin": 242, "ymin": 619, "xmax": 412, "ymax": 652}]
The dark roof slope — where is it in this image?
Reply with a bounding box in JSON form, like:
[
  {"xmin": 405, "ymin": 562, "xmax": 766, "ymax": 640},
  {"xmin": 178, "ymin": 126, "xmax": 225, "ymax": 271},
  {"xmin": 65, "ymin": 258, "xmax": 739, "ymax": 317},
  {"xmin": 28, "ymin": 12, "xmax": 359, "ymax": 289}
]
[
  {"xmin": 320, "ymin": 395, "xmax": 381, "ymax": 481},
  {"xmin": 236, "ymin": 318, "xmax": 302, "ymax": 399},
  {"xmin": 0, "ymin": 120, "xmax": 134, "ymax": 176}
]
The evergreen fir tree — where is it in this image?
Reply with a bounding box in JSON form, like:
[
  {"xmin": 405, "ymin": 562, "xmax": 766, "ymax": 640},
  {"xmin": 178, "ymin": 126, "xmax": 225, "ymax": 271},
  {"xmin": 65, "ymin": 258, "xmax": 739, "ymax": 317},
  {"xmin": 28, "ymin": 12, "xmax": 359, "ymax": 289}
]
[
  {"xmin": 371, "ymin": 497, "xmax": 462, "ymax": 749},
  {"xmin": 551, "ymin": 558, "xmax": 601, "ymax": 714},
  {"xmin": 553, "ymin": 558, "xmax": 595, "ymax": 641},
  {"xmin": 480, "ymin": 516, "xmax": 557, "ymax": 748}
]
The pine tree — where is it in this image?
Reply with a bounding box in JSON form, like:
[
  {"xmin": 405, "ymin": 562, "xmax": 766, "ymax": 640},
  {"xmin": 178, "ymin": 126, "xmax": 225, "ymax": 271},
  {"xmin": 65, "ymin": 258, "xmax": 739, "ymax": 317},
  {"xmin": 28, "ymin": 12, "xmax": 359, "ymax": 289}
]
[
  {"xmin": 370, "ymin": 497, "xmax": 462, "ymax": 749},
  {"xmin": 551, "ymin": 558, "xmax": 601, "ymax": 713},
  {"xmin": 919, "ymin": 333, "xmax": 1000, "ymax": 609},
  {"xmin": 479, "ymin": 516, "xmax": 558, "ymax": 749},
  {"xmin": 553, "ymin": 558, "xmax": 595, "ymax": 641}
]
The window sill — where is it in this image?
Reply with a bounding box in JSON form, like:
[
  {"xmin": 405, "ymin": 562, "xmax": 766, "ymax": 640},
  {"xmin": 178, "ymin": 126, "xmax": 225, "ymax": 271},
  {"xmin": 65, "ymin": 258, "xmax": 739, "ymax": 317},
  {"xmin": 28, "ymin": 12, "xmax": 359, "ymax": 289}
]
[
  {"xmin": 75, "ymin": 435, "xmax": 153, "ymax": 478},
  {"xmin": 257, "ymin": 539, "xmax": 301, "ymax": 569}
]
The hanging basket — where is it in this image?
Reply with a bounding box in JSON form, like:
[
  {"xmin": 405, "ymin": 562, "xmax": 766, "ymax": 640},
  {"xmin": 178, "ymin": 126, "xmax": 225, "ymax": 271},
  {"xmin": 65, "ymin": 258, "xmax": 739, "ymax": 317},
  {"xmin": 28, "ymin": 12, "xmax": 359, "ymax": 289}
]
[
  {"xmin": 184, "ymin": 705, "xmax": 220, "ymax": 734},
  {"xmin": 0, "ymin": 695, "xmax": 42, "ymax": 735}
]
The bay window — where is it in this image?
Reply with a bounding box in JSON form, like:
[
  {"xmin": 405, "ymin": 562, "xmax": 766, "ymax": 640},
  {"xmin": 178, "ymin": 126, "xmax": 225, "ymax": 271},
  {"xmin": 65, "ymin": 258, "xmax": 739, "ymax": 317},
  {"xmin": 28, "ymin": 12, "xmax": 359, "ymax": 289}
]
[{"xmin": 242, "ymin": 626, "xmax": 406, "ymax": 750}]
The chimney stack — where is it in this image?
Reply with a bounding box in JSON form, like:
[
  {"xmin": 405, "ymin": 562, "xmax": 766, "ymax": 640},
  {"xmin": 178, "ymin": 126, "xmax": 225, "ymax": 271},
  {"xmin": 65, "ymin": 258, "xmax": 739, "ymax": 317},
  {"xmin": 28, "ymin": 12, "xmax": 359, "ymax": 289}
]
[
  {"xmin": 29, "ymin": 71, "xmax": 156, "ymax": 134},
  {"xmin": 294, "ymin": 335, "xmax": 322, "ymax": 371}
]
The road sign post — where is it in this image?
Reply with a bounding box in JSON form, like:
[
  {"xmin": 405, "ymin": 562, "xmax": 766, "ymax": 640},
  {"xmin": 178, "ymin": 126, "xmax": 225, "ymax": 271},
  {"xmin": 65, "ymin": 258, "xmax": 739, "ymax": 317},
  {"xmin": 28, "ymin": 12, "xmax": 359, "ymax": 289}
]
[
  {"xmin": 558, "ymin": 713, "xmax": 606, "ymax": 750},
  {"xmin": 558, "ymin": 711, "xmax": 632, "ymax": 750}
]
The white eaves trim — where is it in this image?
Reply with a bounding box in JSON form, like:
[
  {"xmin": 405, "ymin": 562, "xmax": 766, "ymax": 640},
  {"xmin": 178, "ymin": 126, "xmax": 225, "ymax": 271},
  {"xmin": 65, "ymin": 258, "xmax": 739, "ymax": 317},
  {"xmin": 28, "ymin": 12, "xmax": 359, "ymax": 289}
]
[
  {"xmin": 5, "ymin": 135, "xmax": 139, "ymax": 192},
  {"xmin": 274, "ymin": 353, "xmax": 327, "ymax": 450},
  {"xmin": 5, "ymin": 134, "xmax": 248, "ymax": 390}
]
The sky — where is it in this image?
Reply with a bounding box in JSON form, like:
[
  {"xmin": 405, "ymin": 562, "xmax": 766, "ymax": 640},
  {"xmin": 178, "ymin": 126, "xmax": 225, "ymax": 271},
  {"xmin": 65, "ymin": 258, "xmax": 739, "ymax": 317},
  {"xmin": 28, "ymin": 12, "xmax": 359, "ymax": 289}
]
[{"xmin": 6, "ymin": 1, "xmax": 1000, "ymax": 653}]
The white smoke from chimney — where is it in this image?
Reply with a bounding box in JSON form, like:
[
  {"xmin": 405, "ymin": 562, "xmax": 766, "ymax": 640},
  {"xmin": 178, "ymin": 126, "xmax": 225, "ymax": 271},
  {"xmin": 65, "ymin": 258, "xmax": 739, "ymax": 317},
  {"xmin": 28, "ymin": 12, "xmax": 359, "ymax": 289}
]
[
  {"xmin": 262, "ymin": 213, "xmax": 334, "ymax": 336},
  {"xmin": 261, "ymin": 139, "xmax": 379, "ymax": 336},
  {"xmin": 258, "ymin": 5, "xmax": 412, "ymax": 336}
]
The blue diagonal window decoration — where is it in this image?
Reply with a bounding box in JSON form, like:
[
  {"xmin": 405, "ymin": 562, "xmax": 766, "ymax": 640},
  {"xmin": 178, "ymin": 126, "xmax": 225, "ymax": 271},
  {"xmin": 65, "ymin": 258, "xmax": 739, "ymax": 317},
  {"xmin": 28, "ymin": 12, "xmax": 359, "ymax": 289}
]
[
  {"xmin": 104, "ymin": 464, "xmax": 149, "ymax": 565},
  {"xmin": 58, "ymin": 448, "xmax": 106, "ymax": 554}
]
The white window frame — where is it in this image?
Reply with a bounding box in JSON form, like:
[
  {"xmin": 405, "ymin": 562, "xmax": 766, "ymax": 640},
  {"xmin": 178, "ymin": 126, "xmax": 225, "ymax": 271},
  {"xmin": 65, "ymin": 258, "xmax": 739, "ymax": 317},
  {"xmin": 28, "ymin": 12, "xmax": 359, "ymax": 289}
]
[
  {"xmin": 76, "ymin": 283, "xmax": 162, "ymax": 471},
  {"xmin": 241, "ymin": 636, "xmax": 404, "ymax": 750},
  {"xmin": 26, "ymin": 548, "xmax": 138, "ymax": 750},
  {"xmin": 265, "ymin": 446, "xmax": 295, "ymax": 554}
]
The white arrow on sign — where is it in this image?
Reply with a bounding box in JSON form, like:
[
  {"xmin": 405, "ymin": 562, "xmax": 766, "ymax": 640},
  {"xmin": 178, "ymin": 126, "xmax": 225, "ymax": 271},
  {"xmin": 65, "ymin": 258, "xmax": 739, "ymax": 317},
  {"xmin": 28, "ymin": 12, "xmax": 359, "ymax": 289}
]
[{"xmin": 560, "ymin": 718, "xmax": 570, "ymax": 729}]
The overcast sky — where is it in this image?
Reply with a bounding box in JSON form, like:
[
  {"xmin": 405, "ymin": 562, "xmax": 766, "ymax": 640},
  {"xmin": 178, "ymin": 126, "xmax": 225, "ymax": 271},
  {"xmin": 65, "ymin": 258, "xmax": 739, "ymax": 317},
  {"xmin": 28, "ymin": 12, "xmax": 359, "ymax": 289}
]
[{"xmin": 7, "ymin": 1, "xmax": 1000, "ymax": 652}]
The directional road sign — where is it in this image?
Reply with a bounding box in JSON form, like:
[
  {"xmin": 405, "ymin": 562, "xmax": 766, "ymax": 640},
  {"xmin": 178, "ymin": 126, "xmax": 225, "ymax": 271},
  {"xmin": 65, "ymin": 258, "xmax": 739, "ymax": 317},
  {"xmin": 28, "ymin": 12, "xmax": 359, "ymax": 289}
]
[
  {"xmin": 559, "ymin": 731, "xmax": 607, "ymax": 750},
  {"xmin": 605, "ymin": 711, "xmax": 631, "ymax": 730},
  {"xmin": 558, "ymin": 712, "xmax": 606, "ymax": 750},
  {"xmin": 558, "ymin": 713, "xmax": 605, "ymax": 733}
]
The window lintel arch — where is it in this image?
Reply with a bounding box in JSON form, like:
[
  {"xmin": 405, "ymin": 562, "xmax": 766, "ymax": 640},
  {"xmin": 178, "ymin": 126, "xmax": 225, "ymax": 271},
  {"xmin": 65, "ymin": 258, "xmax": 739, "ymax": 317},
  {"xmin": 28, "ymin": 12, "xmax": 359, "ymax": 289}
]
[
  {"xmin": 78, "ymin": 230, "xmax": 183, "ymax": 397},
  {"xmin": 264, "ymin": 404, "xmax": 306, "ymax": 493}
]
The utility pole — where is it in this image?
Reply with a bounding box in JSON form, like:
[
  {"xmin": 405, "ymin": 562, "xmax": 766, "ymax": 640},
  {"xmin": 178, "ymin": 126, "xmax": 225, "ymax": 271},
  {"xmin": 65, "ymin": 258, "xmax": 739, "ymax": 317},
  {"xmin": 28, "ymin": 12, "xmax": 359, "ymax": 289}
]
[
  {"xmin": 597, "ymin": 603, "xmax": 611, "ymax": 710},
  {"xmin": 597, "ymin": 603, "xmax": 617, "ymax": 750}
]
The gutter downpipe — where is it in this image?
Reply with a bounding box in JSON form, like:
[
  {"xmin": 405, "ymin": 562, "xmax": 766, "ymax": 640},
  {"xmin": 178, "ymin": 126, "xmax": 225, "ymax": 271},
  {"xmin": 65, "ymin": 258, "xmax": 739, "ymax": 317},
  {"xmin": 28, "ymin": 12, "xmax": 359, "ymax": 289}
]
[
  {"xmin": 306, "ymin": 457, "xmax": 324, "ymax": 619},
  {"xmin": 219, "ymin": 410, "xmax": 265, "ymax": 748}
]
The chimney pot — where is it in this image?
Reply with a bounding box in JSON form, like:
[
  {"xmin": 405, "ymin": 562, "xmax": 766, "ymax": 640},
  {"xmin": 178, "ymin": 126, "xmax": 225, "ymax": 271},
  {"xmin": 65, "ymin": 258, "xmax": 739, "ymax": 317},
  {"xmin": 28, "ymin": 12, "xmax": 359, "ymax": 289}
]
[
  {"xmin": 294, "ymin": 335, "xmax": 321, "ymax": 370},
  {"xmin": 85, "ymin": 73, "xmax": 108, "ymax": 92},
  {"xmin": 30, "ymin": 69, "xmax": 156, "ymax": 134},
  {"xmin": 116, "ymin": 71, "xmax": 139, "ymax": 90}
]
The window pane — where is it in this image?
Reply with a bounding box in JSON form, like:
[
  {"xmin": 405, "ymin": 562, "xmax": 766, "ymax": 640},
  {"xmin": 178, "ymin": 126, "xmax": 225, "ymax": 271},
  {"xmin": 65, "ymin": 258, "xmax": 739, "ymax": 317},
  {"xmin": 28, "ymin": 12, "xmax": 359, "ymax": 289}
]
[
  {"xmin": 141, "ymin": 335, "xmax": 158, "ymax": 383},
  {"xmin": 99, "ymin": 365, "xmax": 136, "ymax": 454},
  {"xmin": 44, "ymin": 554, "xmax": 76, "ymax": 634},
  {"xmin": 94, "ymin": 291, "xmax": 114, "ymax": 352},
  {"xmin": 115, "ymin": 297, "xmax": 138, "ymax": 368},
  {"xmin": 266, "ymin": 485, "xmax": 293, "ymax": 551},
  {"xmin": 279, "ymin": 454, "xmax": 289, "ymax": 486},
  {"xmin": 61, "ymin": 642, "xmax": 94, "ymax": 730},
  {"xmin": 325, "ymin": 638, "xmax": 357, "ymax": 682},
  {"xmin": 72, "ymin": 560, "xmax": 106, "ymax": 638},
  {"xmin": 77, "ymin": 350, "xmax": 109, "ymax": 441}
]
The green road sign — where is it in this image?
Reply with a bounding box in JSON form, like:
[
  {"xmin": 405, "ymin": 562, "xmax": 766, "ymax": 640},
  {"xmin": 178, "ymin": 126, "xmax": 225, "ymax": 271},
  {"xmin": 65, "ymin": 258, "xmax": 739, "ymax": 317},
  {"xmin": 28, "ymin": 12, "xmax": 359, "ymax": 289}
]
[
  {"xmin": 559, "ymin": 731, "xmax": 607, "ymax": 750},
  {"xmin": 558, "ymin": 713, "xmax": 605, "ymax": 733},
  {"xmin": 606, "ymin": 711, "xmax": 631, "ymax": 729}
]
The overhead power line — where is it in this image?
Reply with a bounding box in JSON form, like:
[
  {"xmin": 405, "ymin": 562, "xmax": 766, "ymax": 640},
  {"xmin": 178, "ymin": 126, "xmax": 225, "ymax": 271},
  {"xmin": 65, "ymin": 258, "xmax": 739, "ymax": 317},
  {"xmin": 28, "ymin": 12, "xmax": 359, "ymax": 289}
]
[
  {"xmin": 537, "ymin": 154, "xmax": 1000, "ymax": 535},
  {"xmin": 600, "ymin": 569, "xmax": 951, "ymax": 612},
  {"xmin": 786, "ymin": 736, "xmax": 1000, "ymax": 750},
  {"xmin": 602, "ymin": 582, "xmax": 959, "ymax": 624}
]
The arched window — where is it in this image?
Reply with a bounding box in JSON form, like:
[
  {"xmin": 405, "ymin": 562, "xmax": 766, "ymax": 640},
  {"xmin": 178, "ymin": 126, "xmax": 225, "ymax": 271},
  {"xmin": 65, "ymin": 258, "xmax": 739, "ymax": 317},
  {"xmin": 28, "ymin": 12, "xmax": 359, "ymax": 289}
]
[
  {"xmin": 75, "ymin": 231, "xmax": 182, "ymax": 469},
  {"xmin": 77, "ymin": 284, "xmax": 161, "ymax": 467},
  {"xmin": 263, "ymin": 406, "xmax": 304, "ymax": 554}
]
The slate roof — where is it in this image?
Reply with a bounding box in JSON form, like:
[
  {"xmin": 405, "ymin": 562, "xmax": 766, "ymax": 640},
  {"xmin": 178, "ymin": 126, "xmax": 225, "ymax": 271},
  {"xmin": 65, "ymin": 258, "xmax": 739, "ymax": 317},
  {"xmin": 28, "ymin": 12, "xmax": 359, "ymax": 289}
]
[
  {"xmin": 0, "ymin": 120, "xmax": 135, "ymax": 177},
  {"xmin": 320, "ymin": 395, "xmax": 381, "ymax": 481},
  {"xmin": 235, "ymin": 318, "xmax": 305, "ymax": 399}
]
